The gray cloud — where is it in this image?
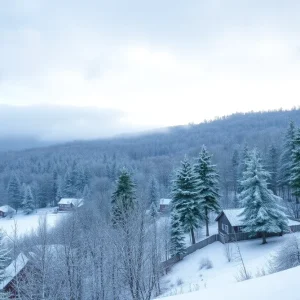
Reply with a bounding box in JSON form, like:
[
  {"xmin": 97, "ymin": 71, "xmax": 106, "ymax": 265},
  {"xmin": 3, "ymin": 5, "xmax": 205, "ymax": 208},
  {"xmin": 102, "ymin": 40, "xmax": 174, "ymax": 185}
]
[{"xmin": 0, "ymin": 105, "xmax": 149, "ymax": 141}]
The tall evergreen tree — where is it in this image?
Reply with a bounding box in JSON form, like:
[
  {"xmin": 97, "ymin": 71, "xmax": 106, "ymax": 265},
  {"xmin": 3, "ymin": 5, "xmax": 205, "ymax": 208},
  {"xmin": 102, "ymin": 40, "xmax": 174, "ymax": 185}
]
[
  {"xmin": 7, "ymin": 173, "xmax": 22, "ymax": 212},
  {"xmin": 111, "ymin": 169, "xmax": 136, "ymax": 225},
  {"xmin": 194, "ymin": 146, "xmax": 220, "ymax": 236},
  {"xmin": 82, "ymin": 184, "xmax": 91, "ymax": 201},
  {"xmin": 148, "ymin": 177, "xmax": 159, "ymax": 217},
  {"xmin": 231, "ymin": 150, "xmax": 240, "ymax": 207},
  {"xmin": 239, "ymin": 150, "xmax": 289, "ymax": 244},
  {"xmin": 266, "ymin": 145, "xmax": 279, "ymax": 195},
  {"xmin": 172, "ymin": 157, "xmax": 201, "ymax": 244},
  {"xmin": 279, "ymin": 121, "xmax": 296, "ymax": 200},
  {"xmin": 170, "ymin": 210, "xmax": 186, "ymax": 258},
  {"xmin": 23, "ymin": 185, "xmax": 35, "ymax": 215},
  {"xmin": 63, "ymin": 171, "xmax": 75, "ymax": 198},
  {"xmin": 291, "ymin": 128, "xmax": 300, "ymax": 204},
  {"xmin": 51, "ymin": 170, "xmax": 59, "ymax": 206}
]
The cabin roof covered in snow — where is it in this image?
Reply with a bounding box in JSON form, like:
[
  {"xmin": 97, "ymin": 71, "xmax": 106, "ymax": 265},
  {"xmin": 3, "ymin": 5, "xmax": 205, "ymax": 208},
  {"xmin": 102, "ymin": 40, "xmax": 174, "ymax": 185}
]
[
  {"xmin": 58, "ymin": 198, "xmax": 84, "ymax": 207},
  {"xmin": 216, "ymin": 208, "xmax": 300, "ymax": 227},
  {"xmin": 160, "ymin": 198, "xmax": 172, "ymax": 205},
  {"xmin": 215, "ymin": 208, "xmax": 245, "ymax": 226},
  {"xmin": 0, "ymin": 205, "xmax": 16, "ymax": 213},
  {"xmin": 0, "ymin": 252, "xmax": 29, "ymax": 289}
]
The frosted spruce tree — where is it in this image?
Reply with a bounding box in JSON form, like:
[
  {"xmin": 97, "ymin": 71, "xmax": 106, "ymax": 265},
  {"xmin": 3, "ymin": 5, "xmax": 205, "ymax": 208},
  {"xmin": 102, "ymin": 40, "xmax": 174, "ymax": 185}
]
[
  {"xmin": 239, "ymin": 150, "xmax": 289, "ymax": 244},
  {"xmin": 279, "ymin": 121, "xmax": 295, "ymax": 199},
  {"xmin": 23, "ymin": 185, "xmax": 35, "ymax": 215},
  {"xmin": 111, "ymin": 169, "xmax": 136, "ymax": 225},
  {"xmin": 194, "ymin": 146, "xmax": 220, "ymax": 236},
  {"xmin": 266, "ymin": 145, "xmax": 279, "ymax": 195},
  {"xmin": 7, "ymin": 173, "xmax": 22, "ymax": 212},
  {"xmin": 0, "ymin": 234, "xmax": 10, "ymax": 299},
  {"xmin": 148, "ymin": 177, "xmax": 159, "ymax": 217},
  {"xmin": 291, "ymin": 128, "xmax": 300, "ymax": 205},
  {"xmin": 170, "ymin": 210, "xmax": 186, "ymax": 258},
  {"xmin": 172, "ymin": 157, "xmax": 201, "ymax": 244}
]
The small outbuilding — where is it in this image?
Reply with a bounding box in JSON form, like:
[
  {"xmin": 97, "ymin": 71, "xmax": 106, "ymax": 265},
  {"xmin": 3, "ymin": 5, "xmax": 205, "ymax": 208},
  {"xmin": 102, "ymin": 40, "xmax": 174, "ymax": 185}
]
[
  {"xmin": 0, "ymin": 205, "xmax": 16, "ymax": 218},
  {"xmin": 58, "ymin": 198, "xmax": 84, "ymax": 212},
  {"xmin": 159, "ymin": 198, "xmax": 172, "ymax": 213}
]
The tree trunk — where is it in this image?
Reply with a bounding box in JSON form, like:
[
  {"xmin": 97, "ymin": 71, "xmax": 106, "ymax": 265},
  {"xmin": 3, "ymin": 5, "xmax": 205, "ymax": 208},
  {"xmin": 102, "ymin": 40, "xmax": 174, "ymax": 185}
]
[
  {"xmin": 205, "ymin": 208, "xmax": 209, "ymax": 236},
  {"xmin": 262, "ymin": 232, "xmax": 267, "ymax": 244},
  {"xmin": 191, "ymin": 228, "xmax": 196, "ymax": 245}
]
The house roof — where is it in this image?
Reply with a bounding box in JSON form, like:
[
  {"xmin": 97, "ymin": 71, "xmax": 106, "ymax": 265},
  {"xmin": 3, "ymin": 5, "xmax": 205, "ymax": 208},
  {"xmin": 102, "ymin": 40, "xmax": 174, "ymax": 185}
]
[
  {"xmin": 0, "ymin": 205, "xmax": 16, "ymax": 213},
  {"xmin": 215, "ymin": 208, "xmax": 245, "ymax": 226},
  {"xmin": 0, "ymin": 252, "xmax": 29, "ymax": 289},
  {"xmin": 160, "ymin": 198, "xmax": 172, "ymax": 205},
  {"xmin": 216, "ymin": 208, "xmax": 300, "ymax": 227},
  {"xmin": 58, "ymin": 198, "xmax": 84, "ymax": 207}
]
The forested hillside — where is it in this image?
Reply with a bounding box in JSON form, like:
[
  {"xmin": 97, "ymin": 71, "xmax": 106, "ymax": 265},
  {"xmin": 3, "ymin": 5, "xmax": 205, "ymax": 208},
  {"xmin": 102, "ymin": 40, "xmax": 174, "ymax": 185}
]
[{"xmin": 0, "ymin": 109, "xmax": 299, "ymax": 212}]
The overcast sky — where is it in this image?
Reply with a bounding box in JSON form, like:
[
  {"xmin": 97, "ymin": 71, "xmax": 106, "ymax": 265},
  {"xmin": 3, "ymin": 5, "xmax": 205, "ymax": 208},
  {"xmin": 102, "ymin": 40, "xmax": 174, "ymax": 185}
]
[{"xmin": 1, "ymin": 0, "xmax": 300, "ymax": 141}]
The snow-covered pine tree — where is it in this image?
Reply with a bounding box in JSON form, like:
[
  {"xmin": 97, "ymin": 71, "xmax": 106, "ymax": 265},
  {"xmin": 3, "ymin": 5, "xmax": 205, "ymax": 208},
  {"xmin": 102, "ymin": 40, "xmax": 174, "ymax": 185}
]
[
  {"xmin": 0, "ymin": 234, "xmax": 10, "ymax": 299},
  {"xmin": 279, "ymin": 121, "xmax": 296, "ymax": 200},
  {"xmin": 266, "ymin": 145, "xmax": 279, "ymax": 195},
  {"xmin": 148, "ymin": 177, "xmax": 159, "ymax": 217},
  {"xmin": 63, "ymin": 170, "xmax": 75, "ymax": 198},
  {"xmin": 231, "ymin": 150, "xmax": 240, "ymax": 206},
  {"xmin": 194, "ymin": 146, "xmax": 220, "ymax": 236},
  {"xmin": 238, "ymin": 149, "xmax": 289, "ymax": 244},
  {"xmin": 82, "ymin": 184, "xmax": 91, "ymax": 201},
  {"xmin": 111, "ymin": 169, "xmax": 136, "ymax": 225},
  {"xmin": 170, "ymin": 210, "xmax": 186, "ymax": 258},
  {"xmin": 172, "ymin": 156, "xmax": 201, "ymax": 244},
  {"xmin": 23, "ymin": 185, "xmax": 35, "ymax": 215},
  {"xmin": 291, "ymin": 128, "xmax": 300, "ymax": 205},
  {"xmin": 7, "ymin": 173, "xmax": 22, "ymax": 212}
]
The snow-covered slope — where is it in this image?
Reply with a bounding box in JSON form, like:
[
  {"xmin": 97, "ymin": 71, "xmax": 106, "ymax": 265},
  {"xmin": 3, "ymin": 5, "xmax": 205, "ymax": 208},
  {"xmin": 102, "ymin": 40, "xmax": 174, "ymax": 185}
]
[
  {"xmin": 157, "ymin": 264, "xmax": 300, "ymax": 300},
  {"xmin": 160, "ymin": 234, "xmax": 300, "ymax": 297},
  {"xmin": 0, "ymin": 208, "xmax": 65, "ymax": 238}
]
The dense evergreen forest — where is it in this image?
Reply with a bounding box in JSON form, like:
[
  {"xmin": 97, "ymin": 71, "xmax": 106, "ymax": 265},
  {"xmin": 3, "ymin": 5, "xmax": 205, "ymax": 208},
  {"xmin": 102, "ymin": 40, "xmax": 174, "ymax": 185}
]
[{"xmin": 0, "ymin": 108, "xmax": 300, "ymax": 214}]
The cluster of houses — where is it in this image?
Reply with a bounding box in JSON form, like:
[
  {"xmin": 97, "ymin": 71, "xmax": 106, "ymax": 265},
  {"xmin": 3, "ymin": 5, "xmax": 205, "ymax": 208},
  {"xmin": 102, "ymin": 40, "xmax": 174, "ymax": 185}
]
[{"xmin": 0, "ymin": 198, "xmax": 84, "ymax": 219}]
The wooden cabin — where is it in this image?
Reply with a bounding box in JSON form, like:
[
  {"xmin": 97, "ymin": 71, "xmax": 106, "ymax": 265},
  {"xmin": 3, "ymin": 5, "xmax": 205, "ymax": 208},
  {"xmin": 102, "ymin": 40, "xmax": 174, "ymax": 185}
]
[
  {"xmin": 159, "ymin": 198, "xmax": 171, "ymax": 213},
  {"xmin": 0, "ymin": 205, "xmax": 16, "ymax": 218},
  {"xmin": 1, "ymin": 253, "xmax": 30, "ymax": 299},
  {"xmin": 58, "ymin": 198, "xmax": 84, "ymax": 212},
  {"xmin": 216, "ymin": 208, "xmax": 300, "ymax": 241}
]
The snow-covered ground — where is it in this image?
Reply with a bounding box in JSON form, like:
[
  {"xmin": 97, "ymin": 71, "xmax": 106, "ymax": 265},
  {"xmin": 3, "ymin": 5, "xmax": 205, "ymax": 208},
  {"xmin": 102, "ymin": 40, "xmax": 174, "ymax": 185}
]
[
  {"xmin": 160, "ymin": 233, "xmax": 299, "ymax": 298},
  {"xmin": 157, "ymin": 263, "xmax": 300, "ymax": 300},
  {"xmin": 0, "ymin": 208, "xmax": 66, "ymax": 238}
]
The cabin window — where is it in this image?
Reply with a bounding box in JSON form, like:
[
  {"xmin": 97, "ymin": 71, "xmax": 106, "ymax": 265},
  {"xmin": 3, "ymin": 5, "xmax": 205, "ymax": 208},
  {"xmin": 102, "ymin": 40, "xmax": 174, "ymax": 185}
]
[
  {"xmin": 222, "ymin": 223, "xmax": 229, "ymax": 234},
  {"xmin": 224, "ymin": 225, "xmax": 229, "ymax": 234},
  {"xmin": 238, "ymin": 226, "xmax": 243, "ymax": 232}
]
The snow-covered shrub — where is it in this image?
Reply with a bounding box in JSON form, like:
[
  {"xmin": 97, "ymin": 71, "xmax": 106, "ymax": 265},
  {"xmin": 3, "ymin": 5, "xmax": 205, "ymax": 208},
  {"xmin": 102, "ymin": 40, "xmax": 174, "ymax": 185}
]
[
  {"xmin": 269, "ymin": 234, "xmax": 300, "ymax": 274},
  {"xmin": 235, "ymin": 266, "xmax": 252, "ymax": 282},
  {"xmin": 199, "ymin": 257, "xmax": 213, "ymax": 270},
  {"xmin": 176, "ymin": 278, "xmax": 184, "ymax": 286},
  {"xmin": 222, "ymin": 235, "xmax": 234, "ymax": 262}
]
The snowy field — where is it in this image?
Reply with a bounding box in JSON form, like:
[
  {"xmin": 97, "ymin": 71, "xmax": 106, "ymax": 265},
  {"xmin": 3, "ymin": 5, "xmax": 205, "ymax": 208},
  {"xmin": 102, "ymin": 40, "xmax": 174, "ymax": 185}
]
[
  {"xmin": 0, "ymin": 208, "xmax": 66, "ymax": 238},
  {"xmin": 157, "ymin": 264, "xmax": 300, "ymax": 300},
  {"xmin": 159, "ymin": 233, "xmax": 300, "ymax": 298}
]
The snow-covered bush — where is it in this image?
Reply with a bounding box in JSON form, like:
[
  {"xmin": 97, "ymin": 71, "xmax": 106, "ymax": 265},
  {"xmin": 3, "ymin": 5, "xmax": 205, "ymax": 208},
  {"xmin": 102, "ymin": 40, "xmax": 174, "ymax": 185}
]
[
  {"xmin": 269, "ymin": 234, "xmax": 300, "ymax": 274},
  {"xmin": 222, "ymin": 234, "xmax": 234, "ymax": 262},
  {"xmin": 199, "ymin": 257, "xmax": 213, "ymax": 270},
  {"xmin": 176, "ymin": 278, "xmax": 184, "ymax": 286},
  {"xmin": 235, "ymin": 266, "xmax": 252, "ymax": 282}
]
